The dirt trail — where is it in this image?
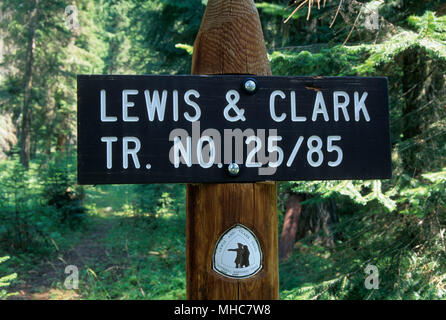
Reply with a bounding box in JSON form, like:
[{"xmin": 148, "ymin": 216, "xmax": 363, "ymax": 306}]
[{"xmin": 10, "ymin": 219, "xmax": 114, "ymax": 300}]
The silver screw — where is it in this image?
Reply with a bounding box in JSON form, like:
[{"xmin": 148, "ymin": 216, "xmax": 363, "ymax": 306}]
[
  {"xmin": 243, "ymin": 79, "xmax": 257, "ymax": 93},
  {"xmin": 227, "ymin": 163, "xmax": 240, "ymax": 176}
]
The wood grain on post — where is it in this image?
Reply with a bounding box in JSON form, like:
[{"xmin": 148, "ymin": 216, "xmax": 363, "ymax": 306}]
[{"xmin": 187, "ymin": 0, "xmax": 278, "ymax": 300}]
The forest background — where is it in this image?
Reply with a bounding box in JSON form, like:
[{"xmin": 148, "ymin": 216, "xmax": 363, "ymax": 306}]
[{"xmin": 0, "ymin": 0, "xmax": 445, "ymax": 300}]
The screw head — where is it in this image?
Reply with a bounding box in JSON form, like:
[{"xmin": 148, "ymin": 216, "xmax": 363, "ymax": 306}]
[
  {"xmin": 227, "ymin": 163, "xmax": 240, "ymax": 176},
  {"xmin": 243, "ymin": 78, "xmax": 257, "ymax": 94}
]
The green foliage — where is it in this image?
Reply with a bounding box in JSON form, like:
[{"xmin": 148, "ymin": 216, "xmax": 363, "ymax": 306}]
[
  {"xmin": 0, "ymin": 0, "xmax": 105, "ymax": 163},
  {"xmin": 0, "ymin": 256, "xmax": 17, "ymax": 300},
  {"xmin": 408, "ymin": 11, "xmax": 446, "ymax": 42},
  {"xmin": 125, "ymin": 0, "xmax": 205, "ymax": 74},
  {"xmin": 39, "ymin": 154, "xmax": 86, "ymax": 228},
  {"xmin": 271, "ymin": 1, "xmax": 446, "ymax": 300},
  {"xmin": 131, "ymin": 184, "xmax": 185, "ymax": 219},
  {"xmin": 270, "ymin": 46, "xmax": 364, "ymax": 76},
  {"xmin": 175, "ymin": 43, "xmax": 194, "ymax": 56},
  {"xmin": 0, "ymin": 159, "xmax": 42, "ymax": 251},
  {"xmin": 0, "ymin": 114, "xmax": 17, "ymax": 160},
  {"xmin": 76, "ymin": 204, "xmax": 186, "ymax": 299},
  {"xmin": 256, "ymin": 2, "xmax": 298, "ymax": 20},
  {"xmin": 0, "ymin": 156, "xmax": 86, "ymax": 252},
  {"xmin": 280, "ymin": 208, "xmax": 446, "ymax": 300},
  {"xmin": 398, "ymin": 168, "xmax": 446, "ymax": 217},
  {"xmin": 285, "ymin": 180, "xmax": 396, "ymax": 212}
]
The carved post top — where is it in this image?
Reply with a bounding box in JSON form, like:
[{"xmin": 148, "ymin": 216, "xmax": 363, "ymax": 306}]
[{"xmin": 191, "ymin": 0, "xmax": 271, "ymax": 76}]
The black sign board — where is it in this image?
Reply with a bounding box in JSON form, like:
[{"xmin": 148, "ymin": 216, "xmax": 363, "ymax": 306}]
[{"xmin": 77, "ymin": 75, "xmax": 391, "ymax": 184}]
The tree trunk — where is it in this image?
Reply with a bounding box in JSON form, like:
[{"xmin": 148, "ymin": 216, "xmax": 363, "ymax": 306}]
[
  {"xmin": 279, "ymin": 193, "xmax": 304, "ymax": 261},
  {"xmin": 308, "ymin": 200, "xmax": 339, "ymax": 247},
  {"xmin": 399, "ymin": 47, "xmax": 433, "ymax": 174},
  {"xmin": 56, "ymin": 119, "xmax": 68, "ymax": 154},
  {"xmin": 279, "ymin": 193, "xmax": 339, "ymax": 261},
  {"xmin": 19, "ymin": 0, "xmax": 38, "ymax": 169}
]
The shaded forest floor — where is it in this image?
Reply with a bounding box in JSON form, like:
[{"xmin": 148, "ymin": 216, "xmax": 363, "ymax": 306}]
[
  {"xmin": 8, "ymin": 208, "xmax": 187, "ymax": 300},
  {"xmin": 6, "ymin": 184, "xmax": 187, "ymax": 300},
  {"xmin": 10, "ymin": 217, "xmax": 118, "ymax": 300}
]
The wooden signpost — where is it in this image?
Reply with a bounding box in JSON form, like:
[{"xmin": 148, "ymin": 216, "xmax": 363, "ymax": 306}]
[
  {"xmin": 189, "ymin": 0, "xmax": 277, "ymax": 300},
  {"xmin": 76, "ymin": 0, "xmax": 391, "ymax": 300}
]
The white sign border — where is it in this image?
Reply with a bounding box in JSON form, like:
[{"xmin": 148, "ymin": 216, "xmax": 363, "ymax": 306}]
[{"xmin": 212, "ymin": 223, "xmax": 263, "ymax": 279}]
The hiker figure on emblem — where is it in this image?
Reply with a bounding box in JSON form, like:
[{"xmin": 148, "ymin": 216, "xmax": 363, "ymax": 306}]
[{"xmin": 228, "ymin": 243, "xmax": 250, "ymax": 268}]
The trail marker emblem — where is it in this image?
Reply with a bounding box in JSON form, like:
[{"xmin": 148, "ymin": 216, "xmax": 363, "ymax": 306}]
[{"xmin": 213, "ymin": 224, "xmax": 262, "ymax": 279}]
